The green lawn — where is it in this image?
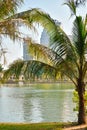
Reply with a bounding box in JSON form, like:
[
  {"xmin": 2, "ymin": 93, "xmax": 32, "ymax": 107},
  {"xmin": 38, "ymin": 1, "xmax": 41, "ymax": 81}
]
[{"xmin": 0, "ymin": 122, "xmax": 76, "ymax": 130}]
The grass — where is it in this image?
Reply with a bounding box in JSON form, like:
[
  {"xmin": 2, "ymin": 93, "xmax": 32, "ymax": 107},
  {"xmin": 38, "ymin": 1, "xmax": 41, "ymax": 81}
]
[{"xmin": 0, "ymin": 122, "xmax": 77, "ymax": 130}]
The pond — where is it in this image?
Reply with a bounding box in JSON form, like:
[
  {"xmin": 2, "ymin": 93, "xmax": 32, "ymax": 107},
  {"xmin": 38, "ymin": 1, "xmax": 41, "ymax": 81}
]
[{"xmin": 0, "ymin": 83, "xmax": 77, "ymax": 123}]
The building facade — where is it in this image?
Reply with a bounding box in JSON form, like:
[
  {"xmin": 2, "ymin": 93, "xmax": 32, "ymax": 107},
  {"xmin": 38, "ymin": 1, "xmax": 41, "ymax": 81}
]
[
  {"xmin": 23, "ymin": 20, "xmax": 61, "ymax": 61},
  {"xmin": 23, "ymin": 42, "xmax": 32, "ymax": 61},
  {"xmin": 40, "ymin": 20, "xmax": 61, "ymax": 46}
]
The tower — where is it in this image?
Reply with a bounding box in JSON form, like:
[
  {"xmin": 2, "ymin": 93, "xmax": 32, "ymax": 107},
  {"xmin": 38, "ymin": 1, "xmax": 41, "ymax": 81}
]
[
  {"xmin": 23, "ymin": 42, "xmax": 32, "ymax": 61},
  {"xmin": 40, "ymin": 20, "xmax": 61, "ymax": 47}
]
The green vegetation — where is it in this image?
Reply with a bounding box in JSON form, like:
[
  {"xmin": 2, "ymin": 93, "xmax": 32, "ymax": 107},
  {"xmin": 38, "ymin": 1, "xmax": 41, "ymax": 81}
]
[
  {"xmin": 0, "ymin": 0, "xmax": 87, "ymax": 125},
  {"xmin": 3, "ymin": 0, "xmax": 87, "ymax": 125},
  {"xmin": 0, "ymin": 0, "xmax": 35, "ymax": 63},
  {"xmin": 73, "ymin": 90, "xmax": 87, "ymax": 113},
  {"xmin": 0, "ymin": 122, "xmax": 77, "ymax": 130}
]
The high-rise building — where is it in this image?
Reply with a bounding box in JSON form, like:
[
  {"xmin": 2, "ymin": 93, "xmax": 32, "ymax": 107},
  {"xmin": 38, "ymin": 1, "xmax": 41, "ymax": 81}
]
[
  {"xmin": 23, "ymin": 20, "xmax": 61, "ymax": 61},
  {"xmin": 23, "ymin": 42, "xmax": 32, "ymax": 61},
  {"xmin": 40, "ymin": 20, "xmax": 61, "ymax": 47}
]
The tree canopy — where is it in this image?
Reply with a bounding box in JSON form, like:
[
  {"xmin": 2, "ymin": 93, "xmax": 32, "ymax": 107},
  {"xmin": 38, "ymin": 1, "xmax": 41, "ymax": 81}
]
[{"xmin": 2, "ymin": 0, "xmax": 87, "ymax": 125}]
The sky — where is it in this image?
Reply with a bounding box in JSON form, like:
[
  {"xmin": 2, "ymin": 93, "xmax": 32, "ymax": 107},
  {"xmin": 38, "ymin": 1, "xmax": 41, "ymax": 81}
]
[
  {"xmin": 21, "ymin": 0, "xmax": 87, "ymax": 34},
  {"xmin": 1, "ymin": 0, "xmax": 87, "ymax": 69}
]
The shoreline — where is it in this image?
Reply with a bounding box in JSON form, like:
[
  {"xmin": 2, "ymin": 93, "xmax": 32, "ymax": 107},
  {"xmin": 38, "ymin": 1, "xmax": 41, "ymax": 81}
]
[
  {"xmin": 0, "ymin": 122, "xmax": 78, "ymax": 130},
  {"xmin": 0, "ymin": 80, "xmax": 73, "ymax": 85}
]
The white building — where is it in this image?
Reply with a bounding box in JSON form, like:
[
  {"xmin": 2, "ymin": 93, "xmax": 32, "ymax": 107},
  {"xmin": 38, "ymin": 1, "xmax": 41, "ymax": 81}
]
[
  {"xmin": 40, "ymin": 20, "xmax": 61, "ymax": 47},
  {"xmin": 23, "ymin": 20, "xmax": 61, "ymax": 61},
  {"xmin": 23, "ymin": 42, "xmax": 32, "ymax": 61}
]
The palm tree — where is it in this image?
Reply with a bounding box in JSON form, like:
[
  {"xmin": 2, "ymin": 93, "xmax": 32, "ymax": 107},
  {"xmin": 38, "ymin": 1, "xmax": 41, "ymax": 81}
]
[
  {"xmin": 0, "ymin": 0, "xmax": 37, "ymax": 62},
  {"xmin": 0, "ymin": 0, "xmax": 23, "ymax": 40},
  {"xmin": 3, "ymin": 0, "xmax": 87, "ymax": 124}
]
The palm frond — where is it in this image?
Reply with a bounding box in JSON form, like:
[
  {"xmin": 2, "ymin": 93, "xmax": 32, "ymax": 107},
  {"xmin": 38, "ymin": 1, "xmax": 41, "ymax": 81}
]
[
  {"xmin": 19, "ymin": 8, "xmax": 77, "ymax": 63},
  {"xmin": 11, "ymin": 8, "xmax": 71, "ymax": 47},
  {"xmin": 10, "ymin": 8, "xmax": 76, "ymax": 65},
  {"xmin": 0, "ymin": 19, "xmax": 21, "ymax": 41},
  {"xmin": 64, "ymin": 0, "xmax": 76, "ymax": 16},
  {"xmin": 72, "ymin": 16, "xmax": 87, "ymax": 60},
  {"xmin": 64, "ymin": 0, "xmax": 87, "ymax": 17},
  {"xmin": 0, "ymin": 0, "xmax": 23, "ymax": 19},
  {"xmin": 24, "ymin": 37, "xmax": 78, "ymax": 85},
  {"xmin": 3, "ymin": 59, "xmax": 57, "ymax": 80},
  {"xmin": 21, "ymin": 8, "xmax": 80, "ymax": 72},
  {"xmin": 24, "ymin": 38, "xmax": 65, "ymax": 66},
  {"xmin": 0, "ymin": 18, "xmax": 36, "ymax": 42},
  {"xmin": 3, "ymin": 59, "xmax": 24, "ymax": 79},
  {"xmin": 23, "ymin": 60, "xmax": 57, "ymax": 80},
  {"xmin": 28, "ymin": 8, "xmax": 72, "ymax": 47},
  {"xmin": 3, "ymin": 58, "xmax": 78, "ymax": 85}
]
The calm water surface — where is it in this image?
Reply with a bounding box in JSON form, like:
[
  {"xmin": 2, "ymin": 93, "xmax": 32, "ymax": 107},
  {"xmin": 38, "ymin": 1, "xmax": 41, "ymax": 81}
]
[{"xmin": 0, "ymin": 83, "xmax": 77, "ymax": 123}]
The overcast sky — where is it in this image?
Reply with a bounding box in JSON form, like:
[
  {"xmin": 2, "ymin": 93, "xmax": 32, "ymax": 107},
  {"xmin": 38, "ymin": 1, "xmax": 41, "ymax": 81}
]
[{"xmin": 2, "ymin": 0, "xmax": 87, "ymax": 68}]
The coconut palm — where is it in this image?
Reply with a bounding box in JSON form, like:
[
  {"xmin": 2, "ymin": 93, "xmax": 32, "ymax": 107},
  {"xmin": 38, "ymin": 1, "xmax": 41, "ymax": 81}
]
[
  {"xmin": 3, "ymin": 0, "xmax": 87, "ymax": 125},
  {"xmin": 0, "ymin": 0, "xmax": 37, "ymax": 62},
  {"xmin": 0, "ymin": 0, "xmax": 23, "ymax": 40}
]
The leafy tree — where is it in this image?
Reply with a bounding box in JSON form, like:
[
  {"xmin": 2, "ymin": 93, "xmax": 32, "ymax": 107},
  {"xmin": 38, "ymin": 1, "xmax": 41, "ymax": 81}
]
[{"xmin": 3, "ymin": 0, "xmax": 87, "ymax": 124}]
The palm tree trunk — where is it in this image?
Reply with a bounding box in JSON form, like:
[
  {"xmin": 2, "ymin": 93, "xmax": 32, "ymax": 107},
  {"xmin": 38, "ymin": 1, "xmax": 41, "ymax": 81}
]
[{"xmin": 77, "ymin": 80, "xmax": 86, "ymax": 124}]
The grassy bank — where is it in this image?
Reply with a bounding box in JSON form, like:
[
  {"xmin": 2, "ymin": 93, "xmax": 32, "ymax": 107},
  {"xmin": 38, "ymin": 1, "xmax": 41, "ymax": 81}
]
[{"xmin": 0, "ymin": 122, "xmax": 77, "ymax": 130}]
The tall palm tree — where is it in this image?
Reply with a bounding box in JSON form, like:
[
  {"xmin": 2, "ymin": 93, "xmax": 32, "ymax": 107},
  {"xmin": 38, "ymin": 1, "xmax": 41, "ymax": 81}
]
[{"xmin": 3, "ymin": 0, "xmax": 87, "ymax": 125}]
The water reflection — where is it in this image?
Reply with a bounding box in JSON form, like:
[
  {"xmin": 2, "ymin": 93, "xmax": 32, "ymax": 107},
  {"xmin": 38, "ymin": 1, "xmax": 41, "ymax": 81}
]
[
  {"xmin": 30, "ymin": 98, "xmax": 43, "ymax": 122},
  {"xmin": 0, "ymin": 84, "xmax": 77, "ymax": 123}
]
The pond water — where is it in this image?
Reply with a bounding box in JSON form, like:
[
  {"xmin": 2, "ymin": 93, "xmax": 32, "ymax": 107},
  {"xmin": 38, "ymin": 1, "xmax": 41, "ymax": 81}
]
[{"xmin": 0, "ymin": 83, "xmax": 77, "ymax": 123}]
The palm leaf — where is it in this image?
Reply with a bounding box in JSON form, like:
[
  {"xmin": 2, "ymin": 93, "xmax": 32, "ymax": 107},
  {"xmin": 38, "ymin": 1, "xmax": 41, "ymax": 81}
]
[
  {"xmin": 19, "ymin": 8, "xmax": 78, "ymax": 65},
  {"xmin": 24, "ymin": 38, "xmax": 65, "ymax": 66},
  {"xmin": 0, "ymin": 0, "xmax": 23, "ymax": 19},
  {"xmin": 0, "ymin": 18, "xmax": 35, "ymax": 41},
  {"xmin": 4, "ymin": 59, "xmax": 24, "ymax": 79},
  {"xmin": 3, "ymin": 59, "xmax": 57, "ymax": 80},
  {"xmin": 10, "ymin": 8, "xmax": 76, "ymax": 64},
  {"xmin": 0, "ymin": 19, "xmax": 21, "ymax": 41},
  {"xmin": 23, "ymin": 60, "xmax": 57, "ymax": 80},
  {"xmin": 11, "ymin": 8, "xmax": 71, "ymax": 48},
  {"xmin": 64, "ymin": 0, "xmax": 76, "ymax": 16},
  {"xmin": 24, "ymin": 37, "xmax": 78, "ymax": 85},
  {"xmin": 72, "ymin": 16, "xmax": 87, "ymax": 60},
  {"xmin": 64, "ymin": 0, "xmax": 87, "ymax": 17}
]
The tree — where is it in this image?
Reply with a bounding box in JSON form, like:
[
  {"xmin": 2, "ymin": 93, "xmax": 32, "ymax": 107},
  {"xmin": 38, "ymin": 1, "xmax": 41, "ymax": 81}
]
[
  {"xmin": 3, "ymin": 0, "xmax": 87, "ymax": 124},
  {"xmin": 0, "ymin": 0, "xmax": 23, "ymax": 40},
  {"xmin": 0, "ymin": 0, "xmax": 36, "ymax": 62}
]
